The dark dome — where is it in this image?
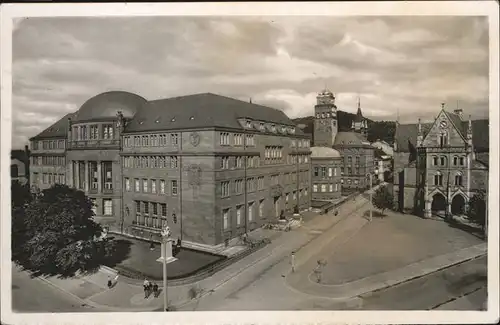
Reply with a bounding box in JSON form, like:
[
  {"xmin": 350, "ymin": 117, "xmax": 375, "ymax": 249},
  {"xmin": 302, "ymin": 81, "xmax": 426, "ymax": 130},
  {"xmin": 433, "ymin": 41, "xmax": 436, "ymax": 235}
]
[{"xmin": 73, "ymin": 91, "xmax": 147, "ymax": 122}]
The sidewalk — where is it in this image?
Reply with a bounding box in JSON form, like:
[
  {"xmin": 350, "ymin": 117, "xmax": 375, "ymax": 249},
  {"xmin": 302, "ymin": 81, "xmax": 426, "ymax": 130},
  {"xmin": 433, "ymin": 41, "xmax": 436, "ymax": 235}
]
[
  {"xmin": 37, "ymin": 190, "xmax": 372, "ymax": 311},
  {"xmin": 286, "ymin": 243, "xmax": 487, "ymax": 299}
]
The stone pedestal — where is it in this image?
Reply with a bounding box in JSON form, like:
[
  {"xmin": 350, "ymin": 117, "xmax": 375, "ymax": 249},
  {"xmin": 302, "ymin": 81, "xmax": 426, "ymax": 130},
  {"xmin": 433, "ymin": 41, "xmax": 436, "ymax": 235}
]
[{"xmin": 156, "ymin": 239, "xmax": 178, "ymax": 264}]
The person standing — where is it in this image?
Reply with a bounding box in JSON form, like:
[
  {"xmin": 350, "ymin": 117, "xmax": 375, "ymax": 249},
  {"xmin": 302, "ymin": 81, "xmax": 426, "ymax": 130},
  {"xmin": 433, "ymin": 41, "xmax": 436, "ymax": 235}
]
[
  {"xmin": 290, "ymin": 252, "xmax": 296, "ymax": 273},
  {"xmin": 143, "ymin": 278, "xmax": 150, "ymax": 298}
]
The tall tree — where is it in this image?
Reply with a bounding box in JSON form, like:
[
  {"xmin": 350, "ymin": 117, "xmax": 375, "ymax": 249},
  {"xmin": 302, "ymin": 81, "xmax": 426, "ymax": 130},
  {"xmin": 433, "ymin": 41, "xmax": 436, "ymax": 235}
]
[
  {"xmin": 13, "ymin": 184, "xmax": 110, "ymax": 277},
  {"xmin": 467, "ymin": 190, "xmax": 487, "ymax": 231},
  {"xmin": 372, "ymin": 185, "xmax": 394, "ymax": 216}
]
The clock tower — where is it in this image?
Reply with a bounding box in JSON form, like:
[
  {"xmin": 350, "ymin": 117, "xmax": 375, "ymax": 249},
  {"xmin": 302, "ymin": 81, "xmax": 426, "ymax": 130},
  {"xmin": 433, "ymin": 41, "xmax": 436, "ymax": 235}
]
[{"xmin": 314, "ymin": 89, "xmax": 338, "ymax": 147}]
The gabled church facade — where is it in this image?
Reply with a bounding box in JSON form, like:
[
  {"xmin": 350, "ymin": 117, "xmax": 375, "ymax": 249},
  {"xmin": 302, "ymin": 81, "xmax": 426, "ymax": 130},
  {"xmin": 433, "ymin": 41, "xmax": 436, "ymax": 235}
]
[{"xmin": 393, "ymin": 106, "xmax": 489, "ymax": 218}]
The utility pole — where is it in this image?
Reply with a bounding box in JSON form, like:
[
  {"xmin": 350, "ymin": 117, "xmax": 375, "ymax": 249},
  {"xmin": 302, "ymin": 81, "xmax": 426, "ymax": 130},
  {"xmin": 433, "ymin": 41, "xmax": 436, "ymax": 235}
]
[{"xmin": 368, "ymin": 172, "xmax": 373, "ymax": 221}]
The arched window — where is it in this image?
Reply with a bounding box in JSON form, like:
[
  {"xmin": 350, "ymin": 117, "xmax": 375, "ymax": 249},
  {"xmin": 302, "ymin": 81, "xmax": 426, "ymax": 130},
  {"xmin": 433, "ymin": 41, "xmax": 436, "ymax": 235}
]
[
  {"xmin": 455, "ymin": 172, "xmax": 463, "ymax": 186},
  {"xmin": 432, "ymin": 156, "xmax": 438, "ymax": 166},
  {"xmin": 453, "ymin": 156, "xmax": 458, "ymax": 166},
  {"xmin": 439, "ymin": 132, "xmax": 448, "ymax": 147},
  {"xmin": 459, "ymin": 156, "xmax": 465, "ymax": 166},
  {"xmin": 434, "ymin": 171, "xmax": 443, "ymax": 186},
  {"xmin": 440, "ymin": 156, "xmax": 447, "ymax": 166}
]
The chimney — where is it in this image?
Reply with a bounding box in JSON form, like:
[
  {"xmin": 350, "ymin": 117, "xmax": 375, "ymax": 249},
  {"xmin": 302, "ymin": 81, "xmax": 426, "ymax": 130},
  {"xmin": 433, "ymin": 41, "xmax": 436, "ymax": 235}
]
[{"xmin": 454, "ymin": 109, "xmax": 463, "ymax": 119}]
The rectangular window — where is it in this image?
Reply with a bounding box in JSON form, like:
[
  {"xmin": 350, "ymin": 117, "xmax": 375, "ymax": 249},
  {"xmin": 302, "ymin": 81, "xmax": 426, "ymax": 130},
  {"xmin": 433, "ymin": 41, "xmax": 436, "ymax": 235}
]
[
  {"xmin": 151, "ymin": 179, "xmax": 157, "ymax": 193},
  {"xmin": 171, "ymin": 180, "xmax": 178, "ymax": 196},
  {"xmin": 221, "ymin": 181, "xmax": 230, "ymax": 197},
  {"xmin": 223, "ymin": 209, "xmax": 229, "ymax": 230},
  {"xmin": 170, "ymin": 156, "xmax": 178, "ymax": 168},
  {"xmin": 221, "ymin": 156, "xmax": 230, "ymax": 169},
  {"xmin": 236, "ymin": 205, "xmax": 242, "ymax": 225},
  {"xmin": 313, "ymin": 184, "xmax": 318, "ymax": 192},
  {"xmin": 125, "ymin": 178, "xmax": 130, "ymax": 191},
  {"xmin": 258, "ymin": 176, "xmax": 264, "ymax": 190},
  {"xmin": 329, "ymin": 184, "xmax": 333, "ymax": 192},
  {"xmin": 160, "ymin": 180, "xmax": 165, "ymax": 194},
  {"xmin": 143, "ymin": 201, "xmax": 149, "ymax": 216},
  {"xmin": 460, "ymin": 157, "xmax": 465, "ymax": 166},
  {"xmin": 103, "ymin": 162, "xmax": 113, "ymax": 190},
  {"xmin": 220, "ymin": 132, "xmax": 230, "ymax": 145},
  {"xmin": 314, "ymin": 167, "xmax": 319, "ymax": 177},
  {"xmin": 135, "ymin": 179, "xmax": 140, "ymax": 192},
  {"xmin": 248, "ymin": 202, "xmax": 254, "ymax": 222},
  {"xmin": 321, "ymin": 167, "xmax": 327, "ymax": 178},
  {"xmin": 321, "ymin": 184, "xmax": 326, "ymax": 192},
  {"xmin": 171, "ymin": 133, "xmax": 179, "ymax": 146},
  {"xmin": 143, "ymin": 179, "xmax": 148, "ymax": 192},
  {"xmin": 259, "ymin": 199, "xmax": 264, "ymax": 218},
  {"xmin": 103, "ymin": 199, "xmax": 113, "ymax": 215},
  {"xmin": 103, "ymin": 124, "xmax": 114, "ymax": 139},
  {"xmin": 328, "ymin": 168, "xmax": 333, "ymax": 177}
]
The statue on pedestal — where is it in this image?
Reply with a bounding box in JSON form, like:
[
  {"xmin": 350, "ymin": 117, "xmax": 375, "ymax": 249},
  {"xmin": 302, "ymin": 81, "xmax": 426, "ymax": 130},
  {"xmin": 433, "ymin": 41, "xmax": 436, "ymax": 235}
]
[{"xmin": 161, "ymin": 225, "xmax": 172, "ymax": 241}]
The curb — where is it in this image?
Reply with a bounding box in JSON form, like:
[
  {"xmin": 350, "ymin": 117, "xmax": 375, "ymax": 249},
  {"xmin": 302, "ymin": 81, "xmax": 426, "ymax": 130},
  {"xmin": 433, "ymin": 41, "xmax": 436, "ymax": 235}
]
[
  {"xmin": 288, "ymin": 244, "xmax": 486, "ymax": 300},
  {"xmin": 359, "ymin": 253, "xmax": 487, "ymax": 298}
]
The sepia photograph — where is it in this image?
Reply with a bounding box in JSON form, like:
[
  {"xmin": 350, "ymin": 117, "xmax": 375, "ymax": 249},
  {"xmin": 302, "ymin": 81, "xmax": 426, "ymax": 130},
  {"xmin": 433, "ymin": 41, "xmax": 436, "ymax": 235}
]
[{"xmin": 1, "ymin": 2, "xmax": 498, "ymax": 325}]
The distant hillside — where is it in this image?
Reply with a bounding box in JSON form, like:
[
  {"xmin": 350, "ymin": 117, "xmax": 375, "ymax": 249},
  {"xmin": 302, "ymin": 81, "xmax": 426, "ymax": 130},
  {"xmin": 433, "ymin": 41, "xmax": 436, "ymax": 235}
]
[{"xmin": 293, "ymin": 111, "xmax": 395, "ymax": 145}]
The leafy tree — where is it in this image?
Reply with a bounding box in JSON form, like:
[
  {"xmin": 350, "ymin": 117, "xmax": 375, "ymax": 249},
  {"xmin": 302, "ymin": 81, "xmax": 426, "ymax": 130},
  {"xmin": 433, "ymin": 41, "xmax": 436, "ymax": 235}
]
[
  {"xmin": 467, "ymin": 190, "xmax": 487, "ymax": 231},
  {"xmin": 372, "ymin": 185, "xmax": 394, "ymax": 215},
  {"xmin": 11, "ymin": 181, "xmax": 33, "ymax": 262},
  {"xmin": 11, "ymin": 180, "xmax": 32, "ymax": 209},
  {"xmin": 12, "ymin": 184, "xmax": 110, "ymax": 277}
]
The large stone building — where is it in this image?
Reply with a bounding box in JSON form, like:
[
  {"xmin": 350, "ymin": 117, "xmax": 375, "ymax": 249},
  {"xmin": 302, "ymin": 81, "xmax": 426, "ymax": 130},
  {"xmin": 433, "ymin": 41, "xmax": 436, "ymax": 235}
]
[
  {"xmin": 312, "ymin": 89, "xmax": 375, "ymax": 196},
  {"xmin": 393, "ymin": 106, "xmax": 489, "ymax": 217},
  {"xmin": 29, "ymin": 91, "xmax": 311, "ymax": 253}
]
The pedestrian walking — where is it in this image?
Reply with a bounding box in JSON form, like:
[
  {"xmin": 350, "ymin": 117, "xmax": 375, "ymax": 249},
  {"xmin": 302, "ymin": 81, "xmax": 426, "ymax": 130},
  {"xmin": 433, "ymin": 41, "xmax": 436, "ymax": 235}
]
[
  {"xmin": 143, "ymin": 278, "xmax": 150, "ymax": 298},
  {"xmin": 152, "ymin": 282, "xmax": 159, "ymax": 298},
  {"xmin": 107, "ymin": 276, "xmax": 112, "ymax": 289},
  {"xmin": 290, "ymin": 252, "xmax": 296, "ymax": 273}
]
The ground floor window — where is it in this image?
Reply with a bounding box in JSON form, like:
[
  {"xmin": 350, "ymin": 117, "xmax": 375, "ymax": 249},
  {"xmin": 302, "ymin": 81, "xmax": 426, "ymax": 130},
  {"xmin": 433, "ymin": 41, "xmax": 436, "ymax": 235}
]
[
  {"xmin": 259, "ymin": 200, "xmax": 264, "ymax": 218},
  {"xmin": 313, "ymin": 184, "xmax": 318, "ymax": 192},
  {"xmin": 248, "ymin": 202, "xmax": 254, "ymax": 222},
  {"xmin": 236, "ymin": 205, "xmax": 242, "ymax": 226},
  {"xmin": 223, "ymin": 208, "xmax": 229, "ymax": 229},
  {"xmin": 103, "ymin": 199, "xmax": 113, "ymax": 215}
]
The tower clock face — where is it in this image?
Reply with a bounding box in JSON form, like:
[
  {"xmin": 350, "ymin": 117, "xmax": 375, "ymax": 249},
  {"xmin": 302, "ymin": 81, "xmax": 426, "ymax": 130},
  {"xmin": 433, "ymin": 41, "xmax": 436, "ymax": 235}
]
[{"xmin": 439, "ymin": 120, "xmax": 447, "ymax": 128}]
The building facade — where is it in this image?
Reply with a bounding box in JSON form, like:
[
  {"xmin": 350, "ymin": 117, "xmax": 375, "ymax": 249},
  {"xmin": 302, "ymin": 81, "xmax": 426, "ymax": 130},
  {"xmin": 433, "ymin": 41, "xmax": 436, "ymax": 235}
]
[
  {"xmin": 393, "ymin": 107, "xmax": 489, "ymax": 217},
  {"xmin": 29, "ymin": 91, "xmax": 311, "ymax": 253},
  {"xmin": 312, "ymin": 89, "xmax": 375, "ymax": 196},
  {"xmin": 310, "ymin": 147, "xmax": 342, "ymax": 201}
]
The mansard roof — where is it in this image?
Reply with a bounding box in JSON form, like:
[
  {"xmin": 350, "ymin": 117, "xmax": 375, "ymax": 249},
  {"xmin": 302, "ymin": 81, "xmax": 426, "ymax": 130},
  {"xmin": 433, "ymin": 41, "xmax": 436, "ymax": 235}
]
[
  {"xmin": 333, "ymin": 131, "xmax": 372, "ymax": 148},
  {"xmin": 123, "ymin": 93, "xmax": 302, "ymax": 134},
  {"xmin": 30, "ymin": 113, "xmax": 74, "ymax": 140},
  {"xmin": 30, "ymin": 92, "xmax": 304, "ymax": 140}
]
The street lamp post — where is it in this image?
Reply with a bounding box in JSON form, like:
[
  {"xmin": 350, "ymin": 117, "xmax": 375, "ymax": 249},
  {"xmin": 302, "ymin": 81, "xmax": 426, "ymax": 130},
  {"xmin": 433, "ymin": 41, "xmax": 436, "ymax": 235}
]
[
  {"xmin": 367, "ymin": 173, "xmax": 373, "ymax": 222},
  {"xmin": 157, "ymin": 225, "xmax": 177, "ymax": 311}
]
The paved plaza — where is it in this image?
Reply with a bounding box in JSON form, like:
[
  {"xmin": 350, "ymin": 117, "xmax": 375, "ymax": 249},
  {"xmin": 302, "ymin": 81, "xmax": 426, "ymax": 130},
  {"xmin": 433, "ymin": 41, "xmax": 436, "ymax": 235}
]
[{"xmin": 316, "ymin": 210, "xmax": 484, "ymax": 285}]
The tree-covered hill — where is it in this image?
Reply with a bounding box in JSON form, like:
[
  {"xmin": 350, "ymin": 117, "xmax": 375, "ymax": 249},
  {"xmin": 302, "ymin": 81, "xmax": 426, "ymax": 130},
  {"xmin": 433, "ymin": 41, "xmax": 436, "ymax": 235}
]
[{"xmin": 293, "ymin": 112, "xmax": 396, "ymax": 145}]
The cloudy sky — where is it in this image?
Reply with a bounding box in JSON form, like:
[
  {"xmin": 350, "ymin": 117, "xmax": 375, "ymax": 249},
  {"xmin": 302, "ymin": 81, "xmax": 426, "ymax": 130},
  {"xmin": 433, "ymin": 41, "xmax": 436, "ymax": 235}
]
[{"xmin": 12, "ymin": 15, "xmax": 489, "ymax": 149}]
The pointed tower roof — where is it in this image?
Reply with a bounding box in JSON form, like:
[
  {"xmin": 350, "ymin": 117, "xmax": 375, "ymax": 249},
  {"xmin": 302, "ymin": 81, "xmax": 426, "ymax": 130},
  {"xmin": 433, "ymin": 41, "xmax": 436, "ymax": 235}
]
[{"xmin": 354, "ymin": 96, "xmax": 365, "ymax": 122}]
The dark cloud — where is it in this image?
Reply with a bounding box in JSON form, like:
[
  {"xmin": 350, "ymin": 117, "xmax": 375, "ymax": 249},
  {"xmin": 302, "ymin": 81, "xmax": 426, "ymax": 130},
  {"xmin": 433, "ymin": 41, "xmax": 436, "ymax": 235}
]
[{"xmin": 11, "ymin": 16, "xmax": 489, "ymax": 148}]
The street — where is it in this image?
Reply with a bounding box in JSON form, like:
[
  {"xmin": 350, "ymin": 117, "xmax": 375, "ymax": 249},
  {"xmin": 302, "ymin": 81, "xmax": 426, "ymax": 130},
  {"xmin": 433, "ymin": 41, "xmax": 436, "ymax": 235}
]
[
  {"xmin": 11, "ymin": 265, "xmax": 98, "ymax": 313},
  {"xmin": 354, "ymin": 256, "xmax": 487, "ymax": 310}
]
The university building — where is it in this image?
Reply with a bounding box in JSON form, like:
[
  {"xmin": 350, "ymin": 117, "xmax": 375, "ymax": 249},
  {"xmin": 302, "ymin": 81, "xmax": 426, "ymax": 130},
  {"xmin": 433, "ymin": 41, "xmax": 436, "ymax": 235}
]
[
  {"xmin": 393, "ymin": 106, "xmax": 489, "ymax": 217},
  {"xmin": 311, "ymin": 89, "xmax": 375, "ymax": 202},
  {"xmin": 29, "ymin": 91, "xmax": 311, "ymax": 253}
]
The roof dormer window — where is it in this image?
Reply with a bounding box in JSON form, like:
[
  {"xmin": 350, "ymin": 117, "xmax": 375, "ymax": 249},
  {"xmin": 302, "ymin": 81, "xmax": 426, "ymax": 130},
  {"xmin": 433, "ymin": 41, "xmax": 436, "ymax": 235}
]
[
  {"xmin": 271, "ymin": 125, "xmax": 276, "ymax": 133},
  {"xmin": 259, "ymin": 123, "xmax": 265, "ymax": 131},
  {"xmin": 246, "ymin": 120, "xmax": 252, "ymax": 128}
]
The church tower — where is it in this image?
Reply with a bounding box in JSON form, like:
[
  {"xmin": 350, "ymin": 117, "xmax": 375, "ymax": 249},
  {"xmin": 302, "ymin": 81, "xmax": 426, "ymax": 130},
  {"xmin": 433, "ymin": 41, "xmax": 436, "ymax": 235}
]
[
  {"xmin": 314, "ymin": 89, "xmax": 338, "ymax": 147},
  {"xmin": 351, "ymin": 97, "xmax": 368, "ymax": 138}
]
